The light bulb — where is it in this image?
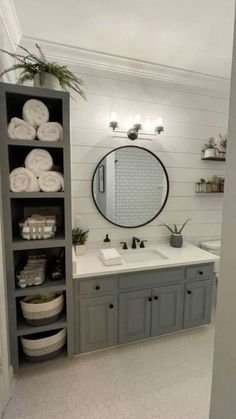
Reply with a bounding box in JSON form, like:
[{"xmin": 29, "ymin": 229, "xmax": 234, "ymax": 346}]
[
  {"xmin": 110, "ymin": 112, "xmax": 118, "ymax": 122},
  {"xmin": 134, "ymin": 114, "xmax": 142, "ymax": 124},
  {"xmin": 156, "ymin": 117, "xmax": 163, "ymax": 127}
]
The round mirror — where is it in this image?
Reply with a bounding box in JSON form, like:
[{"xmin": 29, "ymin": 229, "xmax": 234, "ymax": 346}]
[{"xmin": 92, "ymin": 146, "xmax": 169, "ymax": 228}]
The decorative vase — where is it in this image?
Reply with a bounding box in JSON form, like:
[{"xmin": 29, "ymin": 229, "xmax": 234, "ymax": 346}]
[
  {"xmin": 211, "ymin": 182, "xmax": 219, "ymax": 192},
  {"xmin": 204, "ymin": 149, "xmax": 217, "ymax": 159},
  {"xmin": 33, "ymin": 73, "xmax": 61, "ymax": 91},
  {"xmin": 170, "ymin": 234, "xmax": 183, "ymax": 248},
  {"xmin": 75, "ymin": 244, "xmax": 87, "ymax": 256}
]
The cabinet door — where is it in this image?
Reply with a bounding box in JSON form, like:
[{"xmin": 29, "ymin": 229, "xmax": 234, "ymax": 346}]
[
  {"xmin": 183, "ymin": 279, "xmax": 213, "ymax": 329},
  {"xmin": 151, "ymin": 284, "xmax": 184, "ymax": 336},
  {"xmin": 80, "ymin": 295, "xmax": 117, "ymax": 353},
  {"xmin": 119, "ymin": 289, "xmax": 151, "ymax": 344}
]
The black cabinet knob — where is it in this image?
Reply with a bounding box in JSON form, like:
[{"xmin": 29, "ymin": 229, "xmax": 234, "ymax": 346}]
[
  {"xmin": 187, "ymin": 290, "xmax": 192, "ymax": 295},
  {"xmin": 148, "ymin": 297, "xmax": 152, "ymax": 302},
  {"xmin": 95, "ymin": 285, "xmax": 100, "ymax": 290},
  {"xmin": 198, "ymin": 271, "xmax": 203, "ymax": 275},
  {"xmin": 154, "ymin": 296, "xmax": 158, "ymax": 300},
  {"xmin": 109, "ymin": 304, "xmax": 114, "ymax": 309}
]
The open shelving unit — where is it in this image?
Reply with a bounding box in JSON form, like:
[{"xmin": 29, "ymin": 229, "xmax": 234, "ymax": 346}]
[{"xmin": 0, "ymin": 82, "xmax": 73, "ymax": 370}]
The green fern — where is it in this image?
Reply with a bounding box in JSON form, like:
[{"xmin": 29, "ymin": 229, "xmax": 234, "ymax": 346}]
[{"xmin": 0, "ymin": 43, "xmax": 86, "ymax": 100}]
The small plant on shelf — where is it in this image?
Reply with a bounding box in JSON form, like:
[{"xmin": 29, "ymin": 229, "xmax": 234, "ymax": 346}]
[
  {"xmin": 202, "ymin": 137, "xmax": 218, "ymax": 159},
  {"xmin": 159, "ymin": 219, "xmax": 191, "ymax": 248},
  {"xmin": 0, "ymin": 44, "xmax": 86, "ymax": 99},
  {"xmin": 72, "ymin": 227, "xmax": 89, "ymax": 256}
]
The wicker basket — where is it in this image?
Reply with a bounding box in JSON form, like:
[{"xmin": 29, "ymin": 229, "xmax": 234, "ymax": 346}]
[
  {"xmin": 20, "ymin": 293, "xmax": 64, "ymax": 326},
  {"xmin": 21, "ymin": 328, "xmax": 66, "ymax": 363},
  {"xmin": 19, "ymin": 214, "xmax": 56, "ymax": 240}
]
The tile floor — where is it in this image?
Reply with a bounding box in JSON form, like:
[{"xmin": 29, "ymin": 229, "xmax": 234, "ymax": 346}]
[{"xmin": 4, "ymin": 324, "xmax": 215, "ymax": 419}]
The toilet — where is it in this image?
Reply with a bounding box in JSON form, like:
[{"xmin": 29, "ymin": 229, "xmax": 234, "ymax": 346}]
[
  {"xmin": 200, "ymin": 240, "xmax": 221, "ymax": 304},
  {"xmin": 200, "ymin": 240, "xmax": 221, "ymax": 277}
]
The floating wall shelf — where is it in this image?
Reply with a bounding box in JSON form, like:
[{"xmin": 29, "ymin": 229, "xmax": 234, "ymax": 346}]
[{"xmin": 201, "ymin": 157, "xmax": 226, "ymax": 162}]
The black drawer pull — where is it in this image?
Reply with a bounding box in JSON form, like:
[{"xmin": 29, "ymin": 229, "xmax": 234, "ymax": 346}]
[
  {"xmin": 109, "ymin": 304, "xmax": 114, "ymax": 309},
  {"xmin": 198, "ymin": 271, "xmax": 203, "ymax": 275},
  {"xmin": 187, "ymin": 290, "xmax": 192, "ymax": 295},
  {"xmin": 95, "ymin": 285, "xmax": 100, "ymax": 290},
  {"xmin": 154, "ymin": 296, "xmax": 158, "ymax": 300},
  {"xmin": 148, "ymin": 297, "xmax": 152, "ymax": 302}
]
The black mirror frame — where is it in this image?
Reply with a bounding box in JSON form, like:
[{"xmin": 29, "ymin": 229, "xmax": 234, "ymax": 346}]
[{"xmin": 91, "ymin": 145, "xmax": 170, "ymax": 229}]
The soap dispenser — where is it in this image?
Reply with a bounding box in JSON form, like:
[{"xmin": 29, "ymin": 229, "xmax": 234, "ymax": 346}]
[{"xmin": 103, "ymin": 234, "xmax": 111, "ymax": 248}]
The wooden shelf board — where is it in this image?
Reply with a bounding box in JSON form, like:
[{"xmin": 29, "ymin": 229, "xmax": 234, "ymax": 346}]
[
  {"xmin": 201, "ymin": 157, "xmax": 226, "ymax": 161},
  {"xmin": 12, "ymin": 236, "xmax": 66, "ymax": 250},
  {"xmin": 14, "ymin": 279, "xmax": 67, "ymax": 297},
  {"xmin": 196, "ymin": 192, "xmax": 224, "ymax": 194},
  {"xmin": 10, "ymin": 192, "xmax": 65, "ymax": 199},
  {"xmin": 18, "ymin": 347, "xmax": 68, "ymax": 372},
  {"xmin": 17, "ymin": 314, "xmax": 67, "ymax": 336},
  {"xmin": 7, "ymin": 139, "xmax": 64, "ymax": 148}
]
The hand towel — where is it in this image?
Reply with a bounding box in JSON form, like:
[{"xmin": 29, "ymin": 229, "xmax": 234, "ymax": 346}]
[
  {"xmin": 23, "ymin": 99, "xmax": 49, "ymax": 128},
  {"xmin": 37, "ymin": 122, "xmax": 63, "ymax": 142},
  {"xmin": 8, "ymin": 117, "xmax": 36, "ymax": 140},
  {"xmin": 10, "ymin": 167, "xmax": 39, "ymax": 192},
  {"xmin": 99, "ymin": 248, "xmax": 123, "ymax": 266},
  {"xmin": 38, "ymin": 171, "xmax": 64, "ymax": 192},
  {"xmin": 25, "ymin": 149, "xmax": 53, "ymax": 178}
]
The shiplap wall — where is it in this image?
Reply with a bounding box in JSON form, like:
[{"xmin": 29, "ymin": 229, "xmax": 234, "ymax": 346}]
[{"xmin": 70, "ymin": 67, "xmax": 229, "ymax": 247}]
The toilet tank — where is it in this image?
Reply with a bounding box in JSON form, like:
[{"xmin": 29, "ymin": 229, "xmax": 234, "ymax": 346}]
[{"xmin": 200, "ymin": 240, "xmax": 221, "ymax": 274}]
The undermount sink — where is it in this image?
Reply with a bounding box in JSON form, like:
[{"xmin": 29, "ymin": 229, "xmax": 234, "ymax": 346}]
[{"xmin": 120, "ymin": 248, "xmax": 168, "ymax": 264}]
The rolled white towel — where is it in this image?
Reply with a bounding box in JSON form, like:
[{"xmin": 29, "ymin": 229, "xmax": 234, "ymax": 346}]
[
  {"xmin": 37, "ymin": 122, "xmax": 63, "ymax": 142},
  {"xmin": 38, "ymin": 171, "xmax": 64, "ymax": 192},
  {"xmin": 25, "ymin": 149, "xmax": 53, "ymax": 178},
  {"xmin": 10, "ymin": 168, "xmax": 39, "ymax": 192},
  {"xmin": 8, "ymin": 117, "xmax": 36, "ymax": 140},
  {"xmin": 23, "ymin": 99, "xmax": 49, "ymax": 128}
]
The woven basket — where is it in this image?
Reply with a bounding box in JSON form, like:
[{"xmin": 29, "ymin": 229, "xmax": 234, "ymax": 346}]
[{"xmin": 20, "ymin": 294, "xmax": 64, "ymax": 326}]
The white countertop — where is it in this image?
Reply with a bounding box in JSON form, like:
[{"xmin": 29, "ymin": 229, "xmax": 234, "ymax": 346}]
[{"xmin": 73, "ymin": 242, "xmax": 219, "ymax": 279}]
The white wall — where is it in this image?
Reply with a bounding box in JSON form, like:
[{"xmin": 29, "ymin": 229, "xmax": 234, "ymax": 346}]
[
  {"xmin": 70, "ymin": 66, "xmax": 228, "ymax": 247},
  {"xmin": 210, "ymin": 13, "xmax": 236, "ymax": 419}
]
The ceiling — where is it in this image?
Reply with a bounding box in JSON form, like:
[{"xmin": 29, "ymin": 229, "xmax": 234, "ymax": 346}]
[{"xmin": 13, "ymin": 0, "xmax": 235, "ymax": 78}]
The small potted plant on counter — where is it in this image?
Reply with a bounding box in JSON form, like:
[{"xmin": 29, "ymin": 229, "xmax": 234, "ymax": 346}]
[
  {"xmin": 159, "ymin": 219, "xmax": 191, "ymax": 248},
  {"xmin": 72, "ymin": 227, "xmax": 89, "ymax": 256},
  {"xmin": 202, "ymin": 138, "xmax": 218, "ymax": 159}
]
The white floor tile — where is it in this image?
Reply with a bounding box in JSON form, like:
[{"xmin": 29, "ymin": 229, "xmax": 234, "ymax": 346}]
[{"xmin": 4, "ymin": 324, "xmax": 215, "ymax": 419}]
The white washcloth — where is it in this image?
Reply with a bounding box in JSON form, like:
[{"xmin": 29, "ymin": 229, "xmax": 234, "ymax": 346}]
[
  {"xmin": 25, "ymin": 149, "xmax": 53, "ymax": 178},
  {"xmin": 37, "ymin": 122, "xmax": 63, "ymax": 142},
  {"xmin": 38, "ymin": 171, "xmax": 64, "ymax": 192},
  {"xmin": 99, "ymin": 248, "xmax": 123, "ymax": 266},
  {"xmin": 23, "ymin": 99, "xmax": 49, "ymax": 128},
  {"xmin": 8, "ymin": 117, "xmax": 36, "ymax": 140},
  {"xmin": 10, "ymin": 168, "xmax": 39, "ymax": 192}
]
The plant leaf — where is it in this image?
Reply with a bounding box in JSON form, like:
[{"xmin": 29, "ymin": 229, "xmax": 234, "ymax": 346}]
[
  {"xmin": 159, "ymin": 222, "xmax": 175, "ymax": 234},
  {"xmin": 178, "ymin": 219, "xmax": 191, "ymax": 234}
]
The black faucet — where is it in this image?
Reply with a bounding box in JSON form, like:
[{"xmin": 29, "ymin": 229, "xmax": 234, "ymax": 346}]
[{"xmin": 131, "ymin": 237, "xmax": 140, "ymax": 249}]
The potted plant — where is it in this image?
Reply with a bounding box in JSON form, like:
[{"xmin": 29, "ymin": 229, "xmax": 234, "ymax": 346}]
[
  {"xmin": 0, "ymin": 44, "xmax": 86, "ymax": 99},
  {"xmin": 211, "ymin": 176, "xmax": 220, "ymax": 192},
  {"xmin": 72, "ymin": 227, "xmax": 89, "ymax": 256},
  {"xmin": 159, "ymin": 219, "xmax": 191, "ymax": 248},
  {"xmin": 203, "ymin": 138, "xmax": 218, "ymax": 159}
]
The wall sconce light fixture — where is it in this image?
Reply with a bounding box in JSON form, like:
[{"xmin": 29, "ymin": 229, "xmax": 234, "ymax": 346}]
[{"xmin": 109, "ymin": 113, "xmax": 164, "ymax": 140}]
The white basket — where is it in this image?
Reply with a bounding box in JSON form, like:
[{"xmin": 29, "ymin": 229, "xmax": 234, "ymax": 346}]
[
  {"xmin": 21, "ymin": 328, "xmax": 66, "ymax": 360},
  {"xmin": 20, "ymin": 294, "xmax": 64, "ymax": 325}
]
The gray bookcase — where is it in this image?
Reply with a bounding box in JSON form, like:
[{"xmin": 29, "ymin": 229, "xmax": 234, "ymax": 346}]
[{"xmin": 0, "ymin": 82, "xmax": 73, "ymax": 370}]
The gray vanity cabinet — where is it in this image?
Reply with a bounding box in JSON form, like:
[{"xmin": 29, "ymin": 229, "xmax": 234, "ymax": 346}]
[
  {"xmin": 151, "ymin": 284, "xmax": 184, "ymax": 336},
  {"xmin": 119, "ymin": 289, "xmax": 152, "ymax": 344},
  {"xmin": 183, "ymin": 279, "xmax": 213, "ymax": 329},
  {"xmin": 80, "ymin": 295, "xmax": 118, "ymax": 353}
]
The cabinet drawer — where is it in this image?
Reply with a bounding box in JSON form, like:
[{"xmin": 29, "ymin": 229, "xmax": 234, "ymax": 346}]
[
  {"xmin": 119, "ymin": 267, "xmax": 185, "ymax": 290},
  {"xmin": 79, "ymin": 276, "xmax": 117, "ymax": 296},
  {"xmin": 186, "ymin": 264, "xmax": 214, "ymax": 281}
]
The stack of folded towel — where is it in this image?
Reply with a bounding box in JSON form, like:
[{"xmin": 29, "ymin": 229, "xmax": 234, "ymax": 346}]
[
  {"xmin": 16, "ymin": 255, "xmax": 47, "ymax": 288},
  {"xmin": 99, "ymin": 248, "xmax": 123, "ymax": 266},
  {"xmin": 10, "ymin": 148, "xmax": 64, "ymax": 193},
  {"xmin": 8, "ymin": 99, "xmax": 63, "ymax": 142},
  {"xmin": 19, "ymin": 214, "xmax": 56, "ymax": 240}
]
